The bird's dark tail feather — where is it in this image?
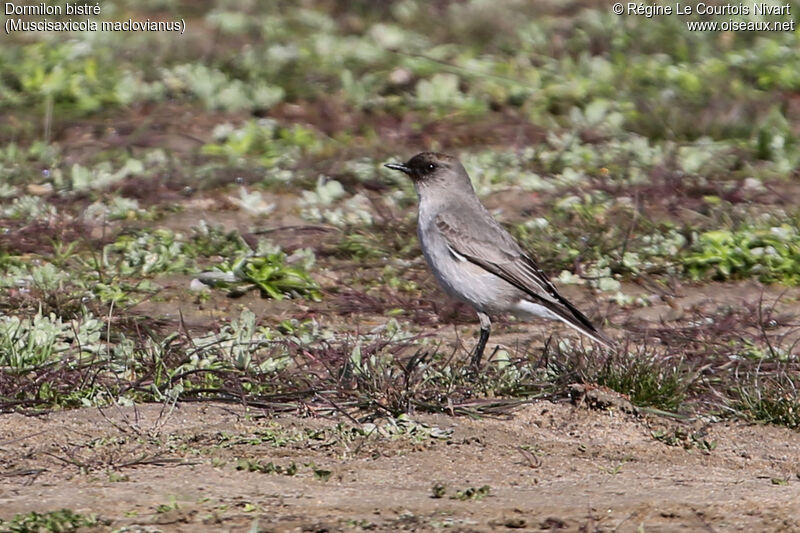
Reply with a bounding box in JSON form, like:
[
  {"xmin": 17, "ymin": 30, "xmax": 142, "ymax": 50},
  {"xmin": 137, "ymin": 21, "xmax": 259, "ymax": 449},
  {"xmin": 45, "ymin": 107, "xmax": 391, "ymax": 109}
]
[
  {"xmin": 556, "ymin": 316, "xmax": 615, "ymax": 350},
  {"xmin": 547, "ymin": 298, "xmax": 615, "ymax": 350}
]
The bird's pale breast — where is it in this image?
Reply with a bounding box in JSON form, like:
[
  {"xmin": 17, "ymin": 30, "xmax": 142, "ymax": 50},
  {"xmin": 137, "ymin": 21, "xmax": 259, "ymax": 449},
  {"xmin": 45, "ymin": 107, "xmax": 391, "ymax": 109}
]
[{"xmin": 417, "ymin": 204, "xmax": 519, "ymax": 314}]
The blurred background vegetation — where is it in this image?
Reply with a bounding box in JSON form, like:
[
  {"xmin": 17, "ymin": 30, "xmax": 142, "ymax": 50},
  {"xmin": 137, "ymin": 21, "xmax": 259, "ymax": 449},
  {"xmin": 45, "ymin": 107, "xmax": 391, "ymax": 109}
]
[{"xmin": 2, "ymin": 0, "xmax": 799, "ymax": 166}]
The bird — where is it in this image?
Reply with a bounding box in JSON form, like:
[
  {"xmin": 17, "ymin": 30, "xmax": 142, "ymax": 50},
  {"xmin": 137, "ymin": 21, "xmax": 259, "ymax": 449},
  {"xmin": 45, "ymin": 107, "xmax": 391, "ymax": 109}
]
[{"xmin": 384, "ymin": 152, "xmax": 613, "ymax": 366}]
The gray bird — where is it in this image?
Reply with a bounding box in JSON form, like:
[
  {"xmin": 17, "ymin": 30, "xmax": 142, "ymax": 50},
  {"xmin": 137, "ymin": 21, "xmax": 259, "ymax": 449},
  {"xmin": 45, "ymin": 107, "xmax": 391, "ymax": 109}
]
[{"xmin": 385, "ymin": 152, "xmax": 612, "ymax": 366}]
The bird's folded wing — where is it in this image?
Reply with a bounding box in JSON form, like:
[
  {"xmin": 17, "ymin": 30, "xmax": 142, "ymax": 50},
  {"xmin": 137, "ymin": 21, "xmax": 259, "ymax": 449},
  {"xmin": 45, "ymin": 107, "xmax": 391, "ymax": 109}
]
[{"xmin": 435, "ymin": 212, "xmax": 611, "ymax": 345}]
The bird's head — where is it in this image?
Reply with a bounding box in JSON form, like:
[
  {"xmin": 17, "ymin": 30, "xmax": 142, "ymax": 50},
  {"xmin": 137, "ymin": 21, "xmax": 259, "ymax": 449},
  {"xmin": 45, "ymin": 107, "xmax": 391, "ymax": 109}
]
[{"xmin": 384, "ymin": 152, "xmax": 464, "ymax": 187}]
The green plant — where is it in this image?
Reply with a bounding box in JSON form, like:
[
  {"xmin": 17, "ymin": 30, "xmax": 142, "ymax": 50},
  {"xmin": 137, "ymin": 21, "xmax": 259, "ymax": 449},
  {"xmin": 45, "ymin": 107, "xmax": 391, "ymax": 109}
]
[
  {"xmin": 651, "ymin": 428, "xmax": 717, "ymax": 453},
  {"xmin": 235, "ymin": 459, "xmax": 298, "ymax": 475},
  {"xmin": 592, "ymin": 352, "xmax": 690, "ymax": 412},
  {"xmin": 201, "ymin": 248, "xmax": 321, "ymax": 301},
  {"xmin": 453, "ymin": 485, "xmax": 491, "ymax": 501},
  {"xmin": 201, "ymin": 119, "xmax": 321, "ymax": 168},
  {"xmin": 731, "ymin": 373, "xmax": 800, "ymax": 429},
  {"xmin": 103, "ymin": 229, "xmax": 193, "ymax": 276},
  {"xmin": 0, "ymin": 312, "xmax": 104, "ymax": 371},
  {"xmin": 684, "ymin": 225, "xmax": 800, "ymax": 284},
  {"xmin": 162, "ymin": 64, "xmax": 284, "ymax": 112},
  {"xmin": 242, "ymin": 254, "xmax": 321, "ymax": 300},
  {"xmin": 0, "ymin": 509, "xmax": 103, "ymax": 532},
  {"xmin": 187, "ymin": 222, "xmax": 250, "ymax": 259}
]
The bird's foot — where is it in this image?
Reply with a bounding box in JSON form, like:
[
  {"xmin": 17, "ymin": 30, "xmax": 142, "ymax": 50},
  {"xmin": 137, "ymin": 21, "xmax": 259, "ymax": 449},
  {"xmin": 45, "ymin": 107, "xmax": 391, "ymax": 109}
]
[{"xmin": 471, "ymin": 344, "xmax": 501, "ymax": 369}]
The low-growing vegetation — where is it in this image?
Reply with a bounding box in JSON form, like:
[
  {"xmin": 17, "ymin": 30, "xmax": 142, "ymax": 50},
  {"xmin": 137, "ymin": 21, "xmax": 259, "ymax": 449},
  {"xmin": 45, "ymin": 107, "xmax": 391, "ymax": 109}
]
[
  {"xmin": 0, "ymin": 509, "xmax": 104, "ymax": 532},
  {"xmin": 0, "ymin": 0, "xmax": 798, "ymax": 426},
  {"xmin": 2, "ymin": 0, "xmax": 800, "ymax": 530}
]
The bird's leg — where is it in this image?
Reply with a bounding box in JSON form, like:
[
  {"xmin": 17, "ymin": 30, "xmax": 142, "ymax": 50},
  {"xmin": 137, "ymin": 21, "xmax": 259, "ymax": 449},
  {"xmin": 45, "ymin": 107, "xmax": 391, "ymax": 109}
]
[{"xmin": 471, "ymin": 312, "xmax": 492, "ymax": 368}]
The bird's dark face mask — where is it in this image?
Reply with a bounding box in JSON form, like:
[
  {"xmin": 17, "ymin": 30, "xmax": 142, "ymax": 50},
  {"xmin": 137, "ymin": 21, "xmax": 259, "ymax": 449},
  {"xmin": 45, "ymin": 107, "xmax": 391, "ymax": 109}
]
[{"xmin": 384, "ymin": 152, "xmax": 452, "ymax": 183}]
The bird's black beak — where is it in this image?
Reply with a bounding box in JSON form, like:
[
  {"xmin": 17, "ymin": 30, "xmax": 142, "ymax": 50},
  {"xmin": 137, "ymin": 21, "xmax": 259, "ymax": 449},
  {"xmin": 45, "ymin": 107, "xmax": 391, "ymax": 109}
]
[{"xmin": 384, "ymin": 162, "xmax": 412, "ymax": 175}]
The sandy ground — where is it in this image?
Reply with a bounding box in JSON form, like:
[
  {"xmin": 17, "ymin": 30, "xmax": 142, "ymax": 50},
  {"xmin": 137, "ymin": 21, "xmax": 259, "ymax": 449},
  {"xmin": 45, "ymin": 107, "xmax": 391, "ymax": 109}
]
[{"xmin": 2, "ymin": 401, "xmax": 799, "ymax": 532}]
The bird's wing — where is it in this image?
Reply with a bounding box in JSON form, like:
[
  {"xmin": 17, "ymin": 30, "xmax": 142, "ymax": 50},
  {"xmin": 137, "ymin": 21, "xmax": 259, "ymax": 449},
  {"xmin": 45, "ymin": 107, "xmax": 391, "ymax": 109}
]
[{"xmin": 435, "ymin": 211, "xmax": 612, "ymax": 347}]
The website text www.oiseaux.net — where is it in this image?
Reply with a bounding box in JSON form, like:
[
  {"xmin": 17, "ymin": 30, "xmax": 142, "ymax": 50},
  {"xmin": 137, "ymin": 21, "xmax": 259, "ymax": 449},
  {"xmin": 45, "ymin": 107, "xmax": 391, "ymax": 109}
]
[{"xmin": 686, "ymin": 18, "xmax": 795, "ymax": 31}]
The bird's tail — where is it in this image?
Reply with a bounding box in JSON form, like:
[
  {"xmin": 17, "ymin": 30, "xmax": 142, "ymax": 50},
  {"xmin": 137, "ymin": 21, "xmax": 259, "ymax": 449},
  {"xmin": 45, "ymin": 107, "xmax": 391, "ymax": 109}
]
[
  {"xmin": 516, "ymin": 299, "xmax": 615, "ymax": 350},
  {"xmin": 555, "ymin": 315, "xmax": 616, "ymax": 350}
]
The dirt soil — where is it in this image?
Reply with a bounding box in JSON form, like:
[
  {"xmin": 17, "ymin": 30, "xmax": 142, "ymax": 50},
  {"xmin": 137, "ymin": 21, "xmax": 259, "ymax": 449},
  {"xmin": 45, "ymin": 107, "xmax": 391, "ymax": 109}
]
[{"xmin": 2, "ymin": 402, "xmax": 799, "ymax": 532}]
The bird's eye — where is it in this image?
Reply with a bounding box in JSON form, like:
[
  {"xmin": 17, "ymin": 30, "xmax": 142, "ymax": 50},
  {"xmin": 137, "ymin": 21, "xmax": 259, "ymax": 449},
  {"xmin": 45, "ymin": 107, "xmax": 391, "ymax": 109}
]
[{"xmin": 426, "ymin": 163, "xmax": 436, "ymax": 172}]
